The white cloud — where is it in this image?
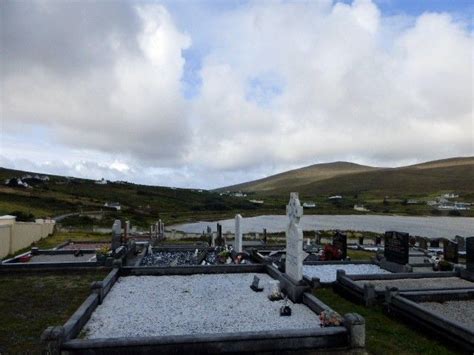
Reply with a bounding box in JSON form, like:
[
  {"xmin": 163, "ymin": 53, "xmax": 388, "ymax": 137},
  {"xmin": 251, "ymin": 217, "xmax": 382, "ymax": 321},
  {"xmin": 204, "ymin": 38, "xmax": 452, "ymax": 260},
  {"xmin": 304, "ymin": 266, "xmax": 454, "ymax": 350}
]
[{"xmin": 1, "ymin": 0, "xmax": 472, "ymax": 188}]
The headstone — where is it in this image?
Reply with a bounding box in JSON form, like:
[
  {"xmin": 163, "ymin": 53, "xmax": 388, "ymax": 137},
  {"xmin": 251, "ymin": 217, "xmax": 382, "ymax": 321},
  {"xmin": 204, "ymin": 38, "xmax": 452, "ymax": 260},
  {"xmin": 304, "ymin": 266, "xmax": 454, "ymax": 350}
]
[
  {"xmin": 443, "ymin": 239, "xmax": 459, "ymax": 264},
  {"xmin": 418, "ymin": 237, "xmax": 428, "ymax": 250},
  {"xmin": 333, "ymin": 231, "xmax": 347, "ymax": 260},
  {"xmin": 409, "ymin": 236, "xmax": 416, "ymax": 247},
  {"xmin": 215, "ymin": 223, "xmax": 225, "ymax": 247},
  {"xmin": 466, "ymin": 237, "xmax": 474, "ymax": 272},
  {"xmin": 358, "ymin": 236, "xmax": 364, "ymax": 245},
  {"xmin": 384, "ymin": 231, "xmax": 409, "ymax": 265},
  {"xmin": 285, "ymin": 192, "xmax": 304, "ymax": 282},
  {"xmin": 315, "ymin": 231, "xmax": 322, "ymax": 245},
  {"xmin": 149, "ymin": 225, "xmax": 154, "ymax": 238},
  {"xmin": 234, "ymin": 214, "xmax": 243, "ymax": 252},
  {"xmin": 124, "ymin": 220, "xmax": 130, "ymax": 240},
  {"xmin": 375, "ymin": 236, "xmax": 382, "ymax": 246},
  {"xmin": 111, "ymin": 220, "xmax": 122, "ymax": 250},
  {"xmin": 263, "ymin": 228, "xmax": 267, "ymax": 244},
  {"xmin": 454, "ymin": 235, "xmax": 465, "ymax": 251},
  {"xmin": 430, "ymin": 239, "xmax": 440, "ymax": 248}
]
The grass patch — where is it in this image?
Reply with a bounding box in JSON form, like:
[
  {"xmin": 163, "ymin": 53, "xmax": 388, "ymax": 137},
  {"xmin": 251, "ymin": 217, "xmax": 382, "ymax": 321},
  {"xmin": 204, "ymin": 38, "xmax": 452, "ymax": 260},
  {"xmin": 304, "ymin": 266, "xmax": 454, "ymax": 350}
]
[
  {"xmin": 0, "ymin": 270, "xmax": 108, "ymax": 353},
  {"xmin": 33, "ymin": 231, "xmax": 110, "ymax": 250},
  {"xmin": 314, "ymin": 288, "xmax": 459, "ymax": 354},
  {"xmin": 347, "ymin": 249, "xmax": 376, "ymax": 261}
]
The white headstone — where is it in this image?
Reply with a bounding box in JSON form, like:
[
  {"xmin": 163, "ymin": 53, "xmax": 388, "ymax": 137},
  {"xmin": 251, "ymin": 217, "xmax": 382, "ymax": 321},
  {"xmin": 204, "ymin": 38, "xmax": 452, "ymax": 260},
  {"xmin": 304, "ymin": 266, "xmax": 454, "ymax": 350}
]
[
  {"xmin": 112, "ymin": 220, "xmax": 122, "ymax": 236},
  {"xmin": 285, "ymin": 192, "xmax": 304, "ymax": 282},
  {"xmin": 234, "ymin": 214, "xmax": 243, "ymax": 252}
]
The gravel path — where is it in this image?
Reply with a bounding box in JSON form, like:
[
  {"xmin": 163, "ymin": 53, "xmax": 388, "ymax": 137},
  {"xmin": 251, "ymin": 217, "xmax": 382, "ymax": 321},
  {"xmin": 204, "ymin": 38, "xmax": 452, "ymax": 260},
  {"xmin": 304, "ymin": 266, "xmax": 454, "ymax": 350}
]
[
  {"xmin": 355, "ymin": 277, "xmax": 474, "ymax": 291},
  {"xmin": 29, "ymin": 254, "xmax": 96, "ymax": 262},
  {"xmin": 83, "ymin": 274, "xmax": 321, "ymax": 339},
  {"xmin": 420, "ymin": 300, "xmax": 474, "ymax": 329},
  {"xmin": 303, "ymin": 264, "xmax": 390, "ymax": 283}
]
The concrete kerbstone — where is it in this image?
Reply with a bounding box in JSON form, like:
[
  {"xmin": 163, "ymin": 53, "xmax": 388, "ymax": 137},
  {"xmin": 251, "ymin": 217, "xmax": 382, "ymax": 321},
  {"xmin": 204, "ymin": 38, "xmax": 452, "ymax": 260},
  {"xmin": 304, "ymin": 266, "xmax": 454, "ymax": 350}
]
[{"xmin": 343, "ymin": 313, "xmax": 366, "ymax": 348}]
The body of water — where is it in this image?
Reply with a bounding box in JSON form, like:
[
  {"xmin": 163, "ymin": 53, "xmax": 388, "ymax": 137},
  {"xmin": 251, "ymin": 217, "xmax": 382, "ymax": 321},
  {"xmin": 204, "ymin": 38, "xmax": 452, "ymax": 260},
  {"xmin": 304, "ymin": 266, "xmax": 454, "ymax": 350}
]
[{"xmin": 171, "ymin": 215, "xmax": 473, "ymax": 239}]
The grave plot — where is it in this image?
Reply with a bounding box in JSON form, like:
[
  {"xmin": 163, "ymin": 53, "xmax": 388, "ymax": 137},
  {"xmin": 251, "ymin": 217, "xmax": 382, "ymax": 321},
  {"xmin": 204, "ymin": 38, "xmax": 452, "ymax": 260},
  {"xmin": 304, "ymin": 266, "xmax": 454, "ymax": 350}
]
[
  {"xmin": 335, "ymin": 269, "xmax": 474, "ymax": 307},
  {"xmin": 1, "ymin": 248, "xmax": 99, "ymax": 268},
  {"xmin": 385, "ymin": 289, "xmax": 474, "ymax": 351},
  {"xmin": 139, "ymin": 245, "xmax": 252, "ymax": 267},
  {"xmin": 41, "ymin": 265, "xmax": 366, "ymax": 354},
  {"xmin": 56, "ymin": 241, "xmax": 110, "ymax": 251},
  {"xmin": 303, "ymin": 263, "xmax": 391, "ymax": 284}
]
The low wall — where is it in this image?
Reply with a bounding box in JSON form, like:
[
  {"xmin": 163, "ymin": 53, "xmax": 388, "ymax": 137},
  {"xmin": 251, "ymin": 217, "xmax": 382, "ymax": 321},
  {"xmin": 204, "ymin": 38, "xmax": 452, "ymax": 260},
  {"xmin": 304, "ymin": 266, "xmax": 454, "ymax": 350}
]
[{"xmin": 0, "ymin": 220, "xmax": 55, "ymax": 259}]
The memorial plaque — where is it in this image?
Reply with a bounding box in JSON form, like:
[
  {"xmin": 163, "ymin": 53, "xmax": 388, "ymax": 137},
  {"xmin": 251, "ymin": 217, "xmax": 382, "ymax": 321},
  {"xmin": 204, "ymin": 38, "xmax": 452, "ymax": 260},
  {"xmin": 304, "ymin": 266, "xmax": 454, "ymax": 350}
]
[
  {"xmin": 443, "ymin": 239, "xmax": 458, "ymax": 264},
  {"xmin": 384, "ymin": 231, "xmax": 409, "ymax": 265},
  {"xmin": 333, "ymin": 231, "xmax": 347, "ymax": 260},
  {"xmin": 466, "ymin": 237, "xmax": 474, "ymax": 272},
  {"xmin": 285, "ymin": 193, "xmax": 304, "ymax": 282}
]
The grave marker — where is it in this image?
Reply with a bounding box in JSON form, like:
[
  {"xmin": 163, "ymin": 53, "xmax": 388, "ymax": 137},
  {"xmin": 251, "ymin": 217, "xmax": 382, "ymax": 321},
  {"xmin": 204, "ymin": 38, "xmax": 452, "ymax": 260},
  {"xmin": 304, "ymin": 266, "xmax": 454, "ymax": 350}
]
[
  {"xmin": 234, "ymin": 214, "xmax": 243, "ymax": 252},
  {"xmin": 384, "ymin": 231, "xmax": 409, "ymax": 265},
  {"xmin": 430, "ymin": 239, "xmax": 440, "ymax": 248},
  {"xmin": 285, "ymin": 192, "xmax": 304, "ymax": 283},
  {"xmin": 263, "ymin": 228, "xmax": 267, "ymax": 244},
  {"xmin": 418, "ymin": 237, "xmax": 428, "ymax": 250},
  {"xmin": 375, "ymin": 236, "xmax": 382, "ymax": 246},
  {"xmin": 111, "ymin": 220, "xmax": 122, "ymax": 250},
  {"xmin": 454, "ymin": 235, "xmax": 465, "ymax": 251},
  {"xmin": 466, "ymin": 237, "xmax": 474, "ymax": 272},
  {"xmin": 215, "ymin": 223, "xmax": 224, "ymax": 247},
  {"xmin": 333, "ymin": 231, "xmax": 347, "ymax": 260},
  {"xmin": 443, "ymin": 239, "xmax": 458, "ymax": 264}
]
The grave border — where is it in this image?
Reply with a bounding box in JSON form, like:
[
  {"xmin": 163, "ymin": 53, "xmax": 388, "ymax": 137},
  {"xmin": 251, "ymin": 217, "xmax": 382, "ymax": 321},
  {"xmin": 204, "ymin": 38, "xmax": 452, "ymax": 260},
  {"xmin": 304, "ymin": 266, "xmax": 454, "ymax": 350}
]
[
  {"xmin": 385, "ymin": 288, "xmax": 474, "ymax": 351},
  {"xmin": 334, "ymin": 269, "xmax": 474, "ymax": 307},
  {"xmin": 42, "ymin": 264, "xmax": 366, "ymax": 354}
]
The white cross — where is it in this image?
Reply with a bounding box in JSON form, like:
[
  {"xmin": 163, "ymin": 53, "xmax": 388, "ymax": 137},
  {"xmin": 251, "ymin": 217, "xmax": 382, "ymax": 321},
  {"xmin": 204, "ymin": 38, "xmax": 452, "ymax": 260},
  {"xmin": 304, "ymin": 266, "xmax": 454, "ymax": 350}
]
[{"xmin": 286, "ymin": 192, "xmax": 303, "ymax": 225}]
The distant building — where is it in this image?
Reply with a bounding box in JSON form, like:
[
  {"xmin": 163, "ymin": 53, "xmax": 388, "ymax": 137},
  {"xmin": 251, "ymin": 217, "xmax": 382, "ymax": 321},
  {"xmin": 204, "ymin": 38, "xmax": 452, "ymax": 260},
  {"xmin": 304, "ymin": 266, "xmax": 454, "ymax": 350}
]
[
  {"xmin": 443, "ymin": 193, "xmax": 459, "ymax": 199},
  {"xmin": 104, "ymin": 202, "xmax": 121, "ymax": 211},
  {"xmin": 95, "ymin": 178, "xmax": 107, "ymax": 185},
  {"xmin": 328, "ymin": 195, "xmax": 342, "ymax": 200},
  {"xmin": 354, "ymin": 204, "xmax": 369, "ymax": 212},
  {"xmin": 5, "ymin": 177, "xmax": 30, "ymax": 188},
  {"xmin": 406, "ymin": 199, "xmax": 419, "ymax": 205},
  {"xmin": 233, "ymin": 192, "xmax": 247, "ymax": 197},
  {"xmin": 303, "ymin": 202, "xmax": 316, "ymax": 208},
  {"xmin": 249, "ymin": 199, "xmax": 264, "ymax": 204}
]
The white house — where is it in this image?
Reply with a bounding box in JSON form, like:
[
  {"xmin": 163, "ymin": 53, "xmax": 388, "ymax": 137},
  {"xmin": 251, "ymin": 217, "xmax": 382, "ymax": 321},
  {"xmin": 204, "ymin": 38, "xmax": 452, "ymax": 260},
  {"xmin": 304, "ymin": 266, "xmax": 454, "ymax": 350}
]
[
  {"xmin": 328, "ymin": 195, "xmax": 342, "ymax": 200},
  {"xmin": 303, "ymin": 202, "xmax": 316, "ymax": 208},
  {"xmin": 95, "ymin": 178, "xmax": 107, "ymax": 185},
  {"xmin": 104, "ymin": 202, "xmax": 121, "ymax": 211}
]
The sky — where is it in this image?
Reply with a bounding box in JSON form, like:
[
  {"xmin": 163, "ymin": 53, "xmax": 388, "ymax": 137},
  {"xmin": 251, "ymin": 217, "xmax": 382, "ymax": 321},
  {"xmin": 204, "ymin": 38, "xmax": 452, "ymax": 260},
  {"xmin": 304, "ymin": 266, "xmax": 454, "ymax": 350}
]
[{"xmin": 1, "ymin": 0, "xmax": 473, "ymax": 189}]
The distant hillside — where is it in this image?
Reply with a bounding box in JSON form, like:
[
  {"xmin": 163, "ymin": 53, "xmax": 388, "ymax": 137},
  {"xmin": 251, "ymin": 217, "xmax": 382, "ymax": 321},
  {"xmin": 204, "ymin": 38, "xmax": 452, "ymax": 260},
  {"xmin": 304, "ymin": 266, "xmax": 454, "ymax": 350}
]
[
  {"xmin": 221, "ymin": 162, "xmax": 380, "ymax": 193},
  {"xmin": 218, "ymin": 157, "xmax": 474, "ymax": 198}
]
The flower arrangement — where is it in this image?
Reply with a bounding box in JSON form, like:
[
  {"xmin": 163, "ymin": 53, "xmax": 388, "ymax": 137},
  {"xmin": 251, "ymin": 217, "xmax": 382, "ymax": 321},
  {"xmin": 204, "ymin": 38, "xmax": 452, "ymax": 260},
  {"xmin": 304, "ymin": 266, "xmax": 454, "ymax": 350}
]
[
  {"xmin": 96, "ymin": 245, "xmax": 111, "ymax": 257},
  {"xmin": 321, "ymin": 244, "xmax": 342, "ymax": 261},
  {"xmin": 319, "ymin": 310, "xmax": 343, "ymax": 327}
]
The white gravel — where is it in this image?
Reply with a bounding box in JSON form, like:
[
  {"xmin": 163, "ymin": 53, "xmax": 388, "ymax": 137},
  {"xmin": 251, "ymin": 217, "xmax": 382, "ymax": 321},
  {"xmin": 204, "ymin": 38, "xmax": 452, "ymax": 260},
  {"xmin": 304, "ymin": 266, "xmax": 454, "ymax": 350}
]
[
  {"xmin": 303, "ymin": 264, "xmax": 390, "ymax": 283},
  {"xmin": 29, "ymin": 253, "xmax": 96, "ymax": 263},
  {"xmin": 83, "ymin": 274, "xmax": 321, "ymax": 339},
  {"xmin": 419, "ymin": 300, "xmax": 474, "ymax": 330},
  {"xmin": 355, "ymin": 277, "xmax": 474, "ymax": 291}
]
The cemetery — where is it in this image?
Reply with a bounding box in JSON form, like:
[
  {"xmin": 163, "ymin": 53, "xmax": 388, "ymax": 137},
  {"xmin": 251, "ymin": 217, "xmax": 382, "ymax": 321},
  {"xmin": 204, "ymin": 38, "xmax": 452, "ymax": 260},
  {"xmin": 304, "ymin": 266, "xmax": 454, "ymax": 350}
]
[{"xmin": 1, "ymin": 192, "xmax": 472, "ymax": 353}]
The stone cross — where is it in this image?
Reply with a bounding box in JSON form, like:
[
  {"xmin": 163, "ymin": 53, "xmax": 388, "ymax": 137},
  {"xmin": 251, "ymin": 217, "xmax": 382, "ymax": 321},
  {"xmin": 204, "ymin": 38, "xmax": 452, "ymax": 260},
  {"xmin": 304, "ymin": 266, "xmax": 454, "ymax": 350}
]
[
  {"xmin": 234, "ymin": 214, "xmax": 243, "ymax": 252},
  {"xmin": 285, "ymin": 192, "xmax": 304, "ymax": 282}
]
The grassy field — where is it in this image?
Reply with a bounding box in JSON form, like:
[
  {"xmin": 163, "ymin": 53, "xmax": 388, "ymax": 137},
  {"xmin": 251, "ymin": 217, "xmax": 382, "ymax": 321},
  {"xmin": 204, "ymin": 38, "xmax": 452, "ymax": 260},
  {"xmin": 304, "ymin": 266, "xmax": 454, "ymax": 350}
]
[
  {"xmin": 0, "ymin": 270, "xmax": 109, "ymax": 353},
  {"xmin": 314, "ymin": 288, "xmax": 460, "ymax": 354}
]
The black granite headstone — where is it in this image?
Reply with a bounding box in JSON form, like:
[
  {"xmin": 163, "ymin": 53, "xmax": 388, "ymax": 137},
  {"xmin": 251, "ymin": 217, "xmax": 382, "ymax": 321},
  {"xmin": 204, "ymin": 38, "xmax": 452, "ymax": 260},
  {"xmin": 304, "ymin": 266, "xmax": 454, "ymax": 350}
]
[
  {"xmin": 263, "ymin": 228, "xmax": 267, "ymax": 244},
  {"xmin": 443, "ymin": 239, "xmax": 458, "ymax": 264},
  {"xmin": 375, "ymin": 236, "xmax": 382, "ymax": 245},
  {"xmin": 430, "ymin": 239, "xmax": 440, "ymax": 248},
  {"xmin": 250, "ymin": 275, "xmax": 263, "ymax": 292},
  {"xmin": 333, "ymin": 231, "xmax": 347, "ymax": 260},
  {"xmin": 215, "ymin": 223, "xmax": 225, "ymax": 247},
  {"xmin": 466, "ymin": 237, "xmax": 474, "ymax": 272},
  {"xmin": 384, "ymin": 231, "xmax": 409, "ymax": 265},
  {"xmin": 454, "ymin": 235, "xmax": 465, "ymax": 251},
  {"xmin": 358, "ymin": 236, "xmax": 364, "ymax": 245}
]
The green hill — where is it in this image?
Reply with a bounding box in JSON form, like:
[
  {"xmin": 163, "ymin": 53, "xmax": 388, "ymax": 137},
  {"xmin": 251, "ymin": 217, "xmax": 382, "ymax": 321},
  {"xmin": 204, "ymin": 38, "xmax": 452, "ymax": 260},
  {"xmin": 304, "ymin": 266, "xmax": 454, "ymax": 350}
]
[{"xmin": 219, "ymin": 157, "xmax": 474, "ymax": 199}]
